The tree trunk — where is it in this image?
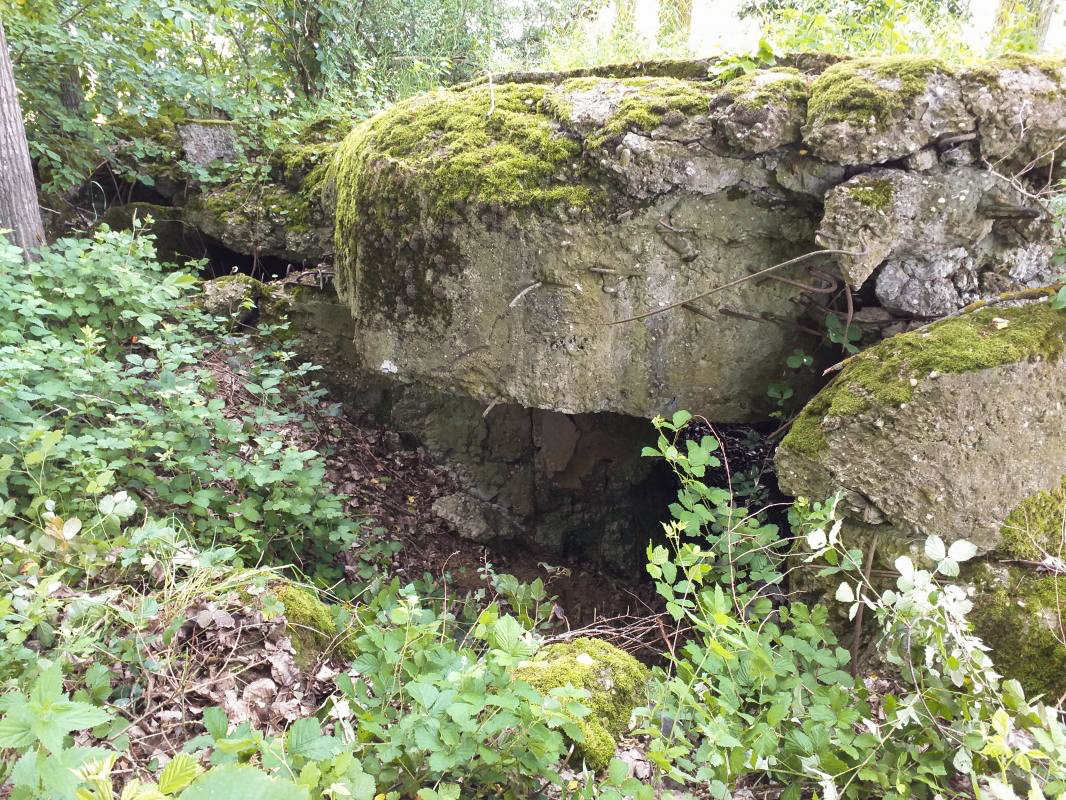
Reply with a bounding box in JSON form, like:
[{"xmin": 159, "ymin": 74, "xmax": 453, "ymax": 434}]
[
  {"xmin": 59, "ymin": 65, "xmax": 84, "ymax": 113},
  {"xmin": 0, "ymin": 18, "xmax": 45, "ymax": 257},
  {"xmin": 995, "ymin": 0, "xmax": 1058, "ymax": 50},
  {"xmin": 659, "ymin": 0, "xmax": 694, "ymax": 44},
  {"xmin": 1033, "ymin": 0, "xmax": 1057, "ymax": 49}
]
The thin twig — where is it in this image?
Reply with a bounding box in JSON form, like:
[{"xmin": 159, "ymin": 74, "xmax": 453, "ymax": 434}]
[
  {"xmin": 851, "ymin": 533, "xmax": 879, "ymax": 678},
  {"xmin": 602, "ymin": 249, "xmax": 862, "ymax": 326}
]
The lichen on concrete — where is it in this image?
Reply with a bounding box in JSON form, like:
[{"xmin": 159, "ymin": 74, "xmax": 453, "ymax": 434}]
[
  {"xmin": 514, "ymin": 637, "xmax": 648, "ymax": 770},
  {"xmin": 782, "ymin": 302, "xmax": 1066, "ymax": 458}
]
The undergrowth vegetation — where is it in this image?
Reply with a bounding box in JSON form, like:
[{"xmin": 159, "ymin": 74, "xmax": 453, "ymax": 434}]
[
  {"xmin": 0, "ymin": 234, "xmax": 1065, "ymax": 797},
  {"xmin": 0, "ymin": 226, "xmax": 357, "ymax": 573}
]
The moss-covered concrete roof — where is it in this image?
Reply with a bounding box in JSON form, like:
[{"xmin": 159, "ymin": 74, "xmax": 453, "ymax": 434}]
[{"xmin": 783, "ymin": 301, "xmax": 1066, "ymax": 458}]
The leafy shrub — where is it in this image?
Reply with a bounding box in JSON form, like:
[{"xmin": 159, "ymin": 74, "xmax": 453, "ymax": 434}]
[
  {"xmin": 0, "ymin": 229, "xmax": 358, "ymax": 574},
  {"xmin": 640, "ymin": 412, "xmax": 1066, "ymax": 799},
  {"xmin": 332, "ymin": 581, "xmax": 590, "ymax": 798}
]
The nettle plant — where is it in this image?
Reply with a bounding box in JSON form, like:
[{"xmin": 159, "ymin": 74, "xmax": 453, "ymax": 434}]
[{"xmin": 640, "ymin": 412, "xmax": 1066, "ymax": 800}]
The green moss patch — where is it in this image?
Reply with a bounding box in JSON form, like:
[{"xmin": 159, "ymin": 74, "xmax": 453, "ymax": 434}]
[
  {"xmin": 330, "ymin": 83, "xmax": 593, "ymax": 224},
  {"xmin": 971, "ymin": 568, "xmax": 1066, "ymax": 702},
  {"xmin": 589, "ymin": 77, "xmax": 714, "ymax": 145},
  {"xmin": 719, "ymin": 68, "xmax": 808, "ymax": 111},
  {"xmin": 847, "ymin": 178, "xmax": 895, "ymax": 211},
  {"xmin": 782, "ymin": 302, "xmax": 1066, "ymax": 458},
  {"xmin": 976, "ymin": 481, "xmax": 1066, "ymax": 700},
  {"xmin": 514, "ymin": 637, "xmax": 648, "ymax": 771},
  {"xmin": 999, "ymin": 477, "xmax": 1066, "ymax": 561},
  {"xmin": 807, "ymin": 56, "xmax": 951, "ymax": 129},
  {"xmin": 272, "ymin": 583, "xmax": 357, "ymax": 669}
]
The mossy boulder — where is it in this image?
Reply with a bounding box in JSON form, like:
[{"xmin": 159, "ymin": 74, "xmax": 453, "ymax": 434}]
[
  {"xmin": 184, "ymin": 179, "xmax": 332, "ymax": 266},
  {"xmin": 803, "ymin": 57, "xmax": 971, "ymax": 165},
  {"xmin": 968, "ymin": 478, "xmax": 1066, "ymax": 701},
  {"xmin": 270, "ymin": 583, "xmax": 358, "ymax": 669},
  {"xmin": 514, "ymin": 637, "xmax": 648, "ymax": 770},
  {"xmin": 709, "ymin": 68, "xmax": 808, "ymax": 153},
  {"xmin": 777, "ymin": 299, "xmax": 1066, "ymax": 555},
  {"xmin": 322, "ymin": 75, "xmax": 823, "ymax": 419}
]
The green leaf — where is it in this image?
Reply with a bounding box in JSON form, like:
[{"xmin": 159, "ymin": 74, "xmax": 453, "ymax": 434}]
[
  {"xmin": 671, "ymin": 410, "xmax": 692, "ymax": 429},
  {"xmin": 180, "ymin": 765, "xmax": 309, "ymax": 800},
  {"xmin": 202, "ymin": 707, "xmax": 228, "ymax": 740},
  {"xmin": 1051, "ymin": 284, "xmax": 1066, "ymax": 310},
  {"xmin": 947, "ymin": 539, "xmax": 977, "ymax": 563},
  {"xmin": 31, "ymin": 662, "xmax": 65, "ymax": 707},
  {"xmin": 159, "ymin": 753, "xmax": 201, "ymax": 794},
  {"xmin": 937, "ymin": 558, "xmax": 959, "ymax": 578},
  {"xmin": 834, "ymin": 582, "xmax": 854, "ymax": 603},
  {"xmin": 44, "ymin": 701, "xmax": 112, "ymax": 750},
  {"xmin": 924, "ymin": 535, "xmax": 946, "ymax": 562},
  {"xmin": 287, "ymin": 718, "xmax": 342, "ymax": 761},
  {"xmin": 0, "ymin": 714, "xmax": 36, "ymax": 749}
]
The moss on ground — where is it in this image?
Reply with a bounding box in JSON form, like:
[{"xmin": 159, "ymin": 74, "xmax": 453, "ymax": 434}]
[
  {"xmin": 970, "ymin": 568, "xmax": 1066, "ymax": 702},
  {"xmin": 514, "ymin": 637, "xmax": 648, "ymax": 771},
  {"xmin": 807, "ymin": 56, "xmax": 951, "ymax": 129},
  {"xmin": 273, "ymin": 583, "xmax": 357, "ymax": 668},
  {"xmin": 847, "ymin": 178, "xmax": 895, "ymax": 211},
  {"xmin": 718, "ymin": 67, "xmax": 807, "ymax": 111},
  {"xmin": 781, "ymin": 302, "xmax": 1066, "ymax": 458},
  {"xmin": 1000, "ymin": 477, "xmax": 1066, "ymax": 561}
]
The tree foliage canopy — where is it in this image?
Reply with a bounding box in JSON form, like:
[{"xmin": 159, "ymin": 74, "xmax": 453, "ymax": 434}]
[{"xmin": 1, "ymin": 0, "xmax": 590, "ymax": 191}]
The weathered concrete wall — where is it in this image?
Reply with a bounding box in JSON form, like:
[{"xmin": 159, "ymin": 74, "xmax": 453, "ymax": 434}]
[{"xmin": 319, "ymin": 54, "xmax": 1065, "ymax": 421}]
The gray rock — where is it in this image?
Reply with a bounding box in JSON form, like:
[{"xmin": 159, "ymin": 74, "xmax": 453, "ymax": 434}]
[
  {"xmin": 776, "ymin": 300, "xmax": 1066, "ymax": 554},
  {"xmin": 816, "ymin": 167, "xmax": 1054, "ymax": 313},
  {"xmin": 431, "ymin": 492, "xmax": 524, "ymax": 542},
  {"xmin": 958, "ymin": 59, "xmax": 1066, "ymax": 175},
  {"xmin": 177, "ymin": 121, "xmax": 237, "ymax": 166}
]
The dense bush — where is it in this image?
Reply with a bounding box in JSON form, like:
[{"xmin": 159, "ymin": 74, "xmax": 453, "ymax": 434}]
[
  {"xmin": 0, "ymin": 228, "xmax": 359, "ymax": 573},
  {"xmin": 639, "ymin": 412, "xmax": 1066, "ymax": 800}
]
